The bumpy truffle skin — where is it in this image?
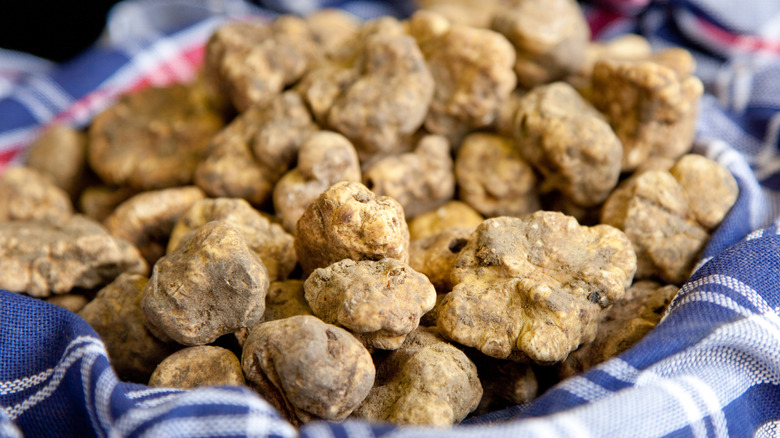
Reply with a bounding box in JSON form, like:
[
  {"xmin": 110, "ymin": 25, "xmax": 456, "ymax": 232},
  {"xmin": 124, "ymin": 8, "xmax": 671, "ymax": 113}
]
[
  {"xmin": 88, "ymin": 84, "xmax": 224, "ymax": 190},
  {"xmin": 167, "ymin": 198, "xmax": 296, "ymax": 280},
  {"xmin": 298, "ymin": 18, "xmax": 434, "ymax": 161},
  {"xmin": 242, "ymin": 315, "xmax": 375, "ymax": 425},
  {"xmin": 0, "ymin": 166, "xmax": 73, "ymax": 223},
  {"xmin": 455, "ymin": 133, "xmax": 540, "ymax": 217},
  {"xmin": 415, "ymin": 16, "xmax": 517, "ymax": 141},
  {"xmin": 0, "ymin": 215, "xmax": 147, "ymax": 297},
  {"xmin": 104, "ymin": 186, "xmax": 206, "ymax": 267},
  {"xmin": 351, "ymin": 327, "xmax": 482, "ymax": 426},
  {"xmin": 273, "ymin": 131, "xmax": 362, "ymax": 233},
  {"xmin": 295, "ymin": 181, "xmax": 410, "ymax": 277},
  {"xmin": 436, "ymin": 212, "xmax": 637, "ymax": 363},
  {"xmin": 670, "ymin": 154, "xmax": 738, "ymax": 230},
  {"xmin": 409, "ymin": 227, "xmax": 473, "ymax": 293},
  {"xmin": 491, "ymin": 0, "xmax": 590, "ymax": 88},
  {"xmin": 25, "ymin": 123, "xmax": 87, "ymax": 198},
  {"xmin": 558, "ymin": 281, "xmax": 678, "ymax": 379},
  {"xmin": 407, "ymin": 201, "xmax": 483, "ymax": 242},
  {"xmin": 512, "ymin": 82, "xmax": 622, "ymax": 207},
  {"xmin": 304, "ymin": 258, "xmax": 437, "ymax": 350},
  {"xmin": 204, "ymin": 17, "xmax": 318, "ymax": 112},
  {"xmin": 195, "ymin": 91, "xmax": 317, "ymax": 205},
  {"xmin": 601, "ymin": 170, "xmax": 710, "ymax": 284},
  {"xmin": 329, "ymin": 33, "xmax": 434, "ymax": 160},
  {"xmin": 363, "ymin": 135, "xmax": 455, "ymax": 219},
  {"xmin": 566, "ymin": 34, "xmax": 652, "ymax": 98},
  {"xmin": 148, "ymin": 346, "xmax": 245, "ymax": 389},
  {"xmin": 591, "ymin": 49, "xmax": 704, "ymax": 171},
  {"xmin": 142, "ymin": 221, "xmax": 269, "ymax": 346},
  {"xmin": 79, "ymin": 273, "xmax": 176, "ymax": 383}
]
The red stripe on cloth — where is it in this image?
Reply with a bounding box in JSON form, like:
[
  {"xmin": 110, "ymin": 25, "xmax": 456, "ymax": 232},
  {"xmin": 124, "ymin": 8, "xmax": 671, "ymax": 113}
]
[
  {"xmin": 0, "ymin": 147, "xmax": 23, "ymax": 170},
  {"xmin": 696, "ymin": 15, "xmax": 780, "ymax": 54},
  {"xmin": 586, "ymin": 9, "xmax": 629, "ymax": 40},
  {"xmin": 128, "ymin": 44, "xmax": 206, "ymax": 93}
]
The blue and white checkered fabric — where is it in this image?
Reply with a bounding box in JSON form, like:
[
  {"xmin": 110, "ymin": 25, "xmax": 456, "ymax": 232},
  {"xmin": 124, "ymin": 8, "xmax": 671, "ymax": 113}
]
[{"xmin": 3, "ymin": 0, "xmax": 780, "ymax": 437}]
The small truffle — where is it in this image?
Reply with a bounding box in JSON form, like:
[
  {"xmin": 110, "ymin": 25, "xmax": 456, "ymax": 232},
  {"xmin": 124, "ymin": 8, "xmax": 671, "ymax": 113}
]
[
  {"xmin": 601, "ymin": 169, "xmax": 710, "ymax": 284},
  {"xmin": 591, "ymin": 49, "xmax": 704, "ymax": 171},
  {"xmin": 304, "ymin": 258, "xmax": 437, "ymax": 350},
  {"xmin": 299, "ymin": 18, "xmax": 434, "ymax": 160},
  {"xmin": 242, "ymin": 315, "xmax": 375, "ymax": 425},
  {"xmin": 273, "ymin": 131, "xmax": 362, "ymax": 233},
  {"xmin": 148, "ymin": 346, "xmax": 245, "ymax": 389},
  {"xmin": 88, "ymin": 84, "xmax": 224, "ymax": 190},
  {"xmin": 203, "ymin": 17, "xmax": 318, "ymax": 112},
  {"xmin": 512, "ymin": 82, "xmax": 622, "ymax": 207},
  {"xmin": 305, "ymin": 9, "xmax": 361, "ymax": 57},
  {"xmin": 407, "ymin": 201, "xmax": 483, "ymax": 242},
  {"xmin": 142, "ymin": 221, "xmax": 269, "ymax": 346},
  {"xmin": 0, "ymin": 166, "xmax": 73, "ymax": 223},
  {"xmin": 104, "ymin": 186, "xmax": 206, "ymax": 266},
  {"xmin": 491, "ymin": 0, "xmax": 590, "ymax": 87},
  {"xmin": 351, "ymin": 327, "xmax": 482, "ymax": 426},
  {"xmin": 436, "ymin": 212, "xmax": 637, "ymax": 364},
  {"xmin": 25, "ymin": 123, "xmax": 88, "ymax": 198},
  {"xmin": 363, "ymin": 134, "xmax": 455, "ymax": 219},
  {"xmin": 78, "ymin": 186, "xmax": 139, "ymax": 223},
  {"xmin": 195, "ymin": 91, "xmax": 317, "ymax": 205},
  {"xmin": 455, "ymin": 133, "xmax": 540, "ymax": 217},
  {"xmin": 670, "ymin": 154, "xmax": 738, "ymax": 230},
  {"xmin": 295, "ymin": 181, "xmax": 410, "ymax": 277},
  {"xmin": 412, "ymin": 12, "xmax": 516, "ymax": 141},
  {"xmin": 79, "ymin": 273, "xmax": 176, "ymax": 383},
  {"xmin": 167, "ymin": 198, "xmax": 296, "ymax": 280},
  {"xmin": 0, "ymin": 215, "xmax": 147, "ymax": 297}
]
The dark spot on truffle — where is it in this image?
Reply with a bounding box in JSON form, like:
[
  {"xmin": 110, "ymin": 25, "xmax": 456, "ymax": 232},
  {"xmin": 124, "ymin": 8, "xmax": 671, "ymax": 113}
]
[{"xmin": 448, "ymin": 238, "xmax": 468, "ymax": 253}]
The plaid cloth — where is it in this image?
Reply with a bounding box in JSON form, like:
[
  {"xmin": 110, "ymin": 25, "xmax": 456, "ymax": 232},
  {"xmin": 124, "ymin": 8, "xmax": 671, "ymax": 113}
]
[{"xmin": 2, "ymin": 0, "xmax": 780, "ymax": 436}]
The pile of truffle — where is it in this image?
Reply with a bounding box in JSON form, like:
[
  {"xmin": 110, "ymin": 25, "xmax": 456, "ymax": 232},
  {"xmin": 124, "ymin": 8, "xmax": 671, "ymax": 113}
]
[{"xmin": 0, "ymin": 0, "xmax": 739, "ymax": 427}]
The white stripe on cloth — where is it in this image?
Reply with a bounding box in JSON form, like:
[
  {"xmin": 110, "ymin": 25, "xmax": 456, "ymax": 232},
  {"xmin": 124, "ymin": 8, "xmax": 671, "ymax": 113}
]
[
  {"xmin": 671, "ymin": 273, "xmax": 779, "ymax": 317},
  {"xmin": 112, "ymin": 388, "xmax": 290, "ymax": 437},
  {"xmin": 10, "ymin": 88, "xmax": 56, "ymax": 122},
  {"xmin": 755, "ymin": 420, "xmax": 780, "ymax": 438},
  {"xmin": 82, "ymin": 349, "xmax": 104, "ymax": 438},
  {"xmin": 0, "ymin": 416, "xmax": 23, "ymax": 438},
  {"xmin": 598, "ymin": 357, "xmax": 641, "ymax": 383},
  {"xmin": 132, "ymin": 394, "xmax": 183, "ymax": 409},
  {"xmin": 25, "ymin": 75, "xmax": 73, "ymax": 112},
  {"xmin": 96, "ymin": 367, "xmax": 120, "ymax": 437},
  {"xmin": 126, "ymin": 387, "xmax": 184, "ymax": 401},
  {"xmin": 134, "ymin": 413, "xmax": 298, "ymax": 438},
  {"xmin": 0, "ymin": 369, "xmax": 54, "ymax": 395},
  {"xmin": 2, "ymin": 336, "xmax": 106, "ymax": 419},
  {"xmin": 557, "ymin": 375, "xmax": 612, "ymax": 403}
]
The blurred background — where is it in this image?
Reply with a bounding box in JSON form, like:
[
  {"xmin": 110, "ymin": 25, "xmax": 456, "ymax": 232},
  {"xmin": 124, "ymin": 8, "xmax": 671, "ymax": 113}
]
[{"xmin": 0, "ymin": 1, "xmax": 123, "ymax": 62}]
